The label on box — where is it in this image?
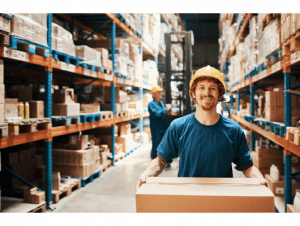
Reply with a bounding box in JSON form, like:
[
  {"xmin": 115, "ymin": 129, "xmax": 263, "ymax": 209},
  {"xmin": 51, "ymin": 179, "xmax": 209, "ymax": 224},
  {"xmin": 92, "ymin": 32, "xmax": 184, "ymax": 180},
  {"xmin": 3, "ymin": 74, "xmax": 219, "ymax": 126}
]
[
  {"xmin": 291, "ymin": 50, "xmax": 300, "ymax": 64},
  {"xmin": 83, "ymin": 68, "xmax": 91, "ymax": 76},
  {"xmin": 4, "ymin": 47, "xmax": 29, "ymax": 62},
  {"xmin": 117, "ymin": 78, "xmax": 123, "ymax": 84},
  {"xmin": 105, "ymin": 74, "xmax": 113, "ymax": 81},
  {"xmin": 90, "ymin": 71, "xmax": 97, "ymax": 77},
  {"xmin": 266, "ymin": 110, "xmax": 270, "ymax": 117},
  {"xmin": 276, "ymin": 187, "xmax": 284, "ymax": 194},
  {"xmin": 272, "ymin": 61, "xmax": 281, "ymax": 73},
  {"xmin": 61, "ymin": 62, "xmax": 75, "ymax": 73},
  {"xmin": 70, "ymin": 136, "xmax": 77, "ymax": 144},
  {"xmin": 125, "ymin": 79, "xmax": 132, "ymax": 85}
]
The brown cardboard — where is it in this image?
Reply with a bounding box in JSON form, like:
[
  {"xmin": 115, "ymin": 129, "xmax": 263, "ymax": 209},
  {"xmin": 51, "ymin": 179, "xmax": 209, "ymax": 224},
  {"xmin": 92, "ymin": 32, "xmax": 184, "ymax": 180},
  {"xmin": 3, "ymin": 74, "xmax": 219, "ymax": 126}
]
[
  {"xmin": 19, "ymin": 150, "xmax": 26, "ymax": 163},
  {"xmin": 265, "ymin": 91, "xmax": 277, "ymax": 107},
  {"xmin": 52, "ymin": 172, "xmax": 61, "ymax": 190},
  {"xmin": 69, "ymin": 135, "xmax": 89, "ymax": 150},
  {"xmin": 0, "ymin": 16, "xmax": 11, "ymax": 33},
  {"xmin": 276, "ymin": 107, "xmax": 284, "ymax": 122},
  {"xmin": 0, "ymin": 104, "xmax": 4, "ymax": 123},
  {"xmin": 93, "ymin": 48, "xmax": 108, "ymax": 68},
  {"xmin": 4, "ymin": 98, "xmax": 18, "ymax": 118},
  {"xmin": 287, "ymin": 204, "xmax": 295, "ymax": 213},
  {"xmin": 265, "ymin": 174, "xmax": 285, "ymax": 197},
  {"xmin": 115, "ymin": 134, "xmax": 134, "ymax": 153},
  {"xmin": 107, "ymin": 59, "xmax": 113, "ymax": 70},
  {"xmin": 29, "ymin": 101, "xmax": 44, "ymax": 118},
  {"xmin": 118, "ymin": 122, "xmax": 131, "ymax": 136},
  {"xmin": 264, "ymin": 105, "xmax": 277, "ymax": 121},
  {"xmin": 0, "ymin": 84, "xmax": 4, "ymax": 104},
  {"xmin": 53, "ymin": 162, "xmax": 89, "ymax": 178},
  {"xmin": 31, "ymin": 191, "xmax": 45, "ymax": 204},
  {"xmin": 6, "ymin": 86, "xmax": 32, "ymax": 102},
  {"xmin": 52, "ymin": 103, "xmax": 80, "ymax": 116},
  {"xmin": 53, "ymin": 88, "xmax": 75, "ymax": 104},
  {"xmin": 105, "ymin": 87, "xmax": 127, "ymax": 103},
  {"xmin": 276, "ymin": 91, "xmax": 284, "ymax": 107},
  {"xmin": 136, "ymin": 177, "xmax": 275, "ymax": 213}
]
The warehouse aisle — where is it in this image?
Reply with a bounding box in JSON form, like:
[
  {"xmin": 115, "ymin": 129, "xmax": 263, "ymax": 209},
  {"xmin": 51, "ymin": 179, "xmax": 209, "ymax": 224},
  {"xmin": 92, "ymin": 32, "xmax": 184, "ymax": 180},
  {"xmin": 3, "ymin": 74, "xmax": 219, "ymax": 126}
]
[{"xmin": 51, "ymin": 142, "xmax": 245, "ymax": 213}]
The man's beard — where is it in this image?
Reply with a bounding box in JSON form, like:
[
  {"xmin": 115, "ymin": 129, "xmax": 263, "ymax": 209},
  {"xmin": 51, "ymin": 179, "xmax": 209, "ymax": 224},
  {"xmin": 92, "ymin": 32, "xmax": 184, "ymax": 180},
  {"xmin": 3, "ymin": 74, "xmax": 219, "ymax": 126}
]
[{"xmin": 198, "ymin": 95, "xmax": 218, "ymax": 111}]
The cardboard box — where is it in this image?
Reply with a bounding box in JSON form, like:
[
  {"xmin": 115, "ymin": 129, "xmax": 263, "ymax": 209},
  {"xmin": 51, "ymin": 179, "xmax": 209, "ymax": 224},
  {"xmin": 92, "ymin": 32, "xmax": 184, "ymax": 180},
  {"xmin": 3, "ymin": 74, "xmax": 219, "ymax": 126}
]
[
  {"xmin": 0, "ymin": 84, "xmax": 4, "ymax": 104},
  {"xmin": 0, "ymin": 16, "xmax": 11, "ymax": 33},
  {"xmin": 52, "ymin": 103, "xmax": 80, "ymax": 116},
  {"xmin": 276, "ymin": 106, "xmax": 284, "ymax": 122},
  {"xmin": 265, "ymin": 91, "xmax": 277, "ymax": 107},
  {"xmin": 116, "ymin": 134, "xmax": 134, "ymax": 153},
  {"xmin": 287, "ymin": 204, "xmax": 295, "ymax": 213},
  {"xmin": 0, "ymin": 104, "xmax": 4, "ymax": 123},
  {"xmin": 53, "ymin": 88, "xmax": 75, "ymax": 104},
  {"xmin": 29, "ymin": 101, "xmax": 44, "ymax": 118},
  {"xmin": 265, "ymin": 174, "xmax": 300, "ymax": 197},
  {"xmin": 276, "ymin": 92, "xmax": 284, "ymax": 107},
  {"xmin": 69, "ymin": 134, "xmax": 89, "ymax": 150},
  {"xmin": 93, "ymin": 48, "xmax": 108, "ymax": 68},
  {"xmin": 31, "ymin": 191, "xmax": 45, "ymax": 204},
  {"xmin": 136, "ymin": 177, "xmax": 275, "ymax": 213},
  {"xmin": 4, "ymin": 98, "xmax": 18, "ymax": 118},
  {"xmin": 107, "ymin": 59, "xmax": 113, "ymax": 70},
  {"xmin": 118, "ymin": 122, "xmax": 131, "ymax": 136},
  {"xmin": 104, "ymin": 87, "xmax": 127, "ymax": 103},
  {"xmin": 53, "ymin": 162, "xmax": 89, "ymax": 178},
  {"xmin": 52, "ymin": 171, "xmax": 61, "ymax": 190},
  {"xmin": 6, "ymin": 85, "xmax": 32, "ymax": 102}
]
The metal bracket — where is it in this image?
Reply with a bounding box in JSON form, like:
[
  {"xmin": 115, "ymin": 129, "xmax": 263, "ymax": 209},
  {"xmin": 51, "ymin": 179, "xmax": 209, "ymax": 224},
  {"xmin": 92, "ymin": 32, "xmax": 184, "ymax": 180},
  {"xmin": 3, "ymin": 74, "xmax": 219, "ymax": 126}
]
[
  {"xmin": 4, "ymin": 62, "xmax": 28, "ymax": 77},
  {"xmin": 78, "ymin": 19, "xmax": 111, "ymax": 45},
  {"xmin": 2, "ymin": 165, "xmax": 42, "ymax": 191},
  {"xmin": 74, "ymin": 78, "xmax": 98, "ymax": 93},
  {"xmin": 291, "ymin": 84, "xmax": 300, "ymax": 90}
]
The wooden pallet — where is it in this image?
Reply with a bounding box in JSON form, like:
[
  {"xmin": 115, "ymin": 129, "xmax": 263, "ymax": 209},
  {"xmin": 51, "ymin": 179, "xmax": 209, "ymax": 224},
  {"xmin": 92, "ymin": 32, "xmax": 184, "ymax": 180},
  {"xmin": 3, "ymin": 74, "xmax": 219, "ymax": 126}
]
[
  {"xmin": 80, "ymin": 113, "xmax": 101, "ymax": 123},
  {"xmin": 52, "ymin": 178, "xmax": 81, "ymax": 204},
  {"xmin": 28, "ymin": 203, "xmax": 46, "ymax": 213},
  {"xmin": 0, "ymin": 122, "xmax": 9, "ymax": 138},
  {"xmin": 282, "ymin": 30, "xmax": 300, "ymax": 56},
  {"xmin": 115, "ymin": 111, "xmax": 128, "ymax": 118},
  {"xmin": 265, "ymin": 47, "xmax": 282, "ymax": 67},
  {"xmin": 99, "ymin": 160, "xmax": 112, "ymax": 174},
  {"xmin": 102, "ymin": 67, "xmax": 113, "ymax": 75},
  {"xmin": 114, "ymin": 152, "xmax": 126, "ymax": 162},
  {"xmin": 262, "ymin": 13, "xmax": 280, "ymax": 30},
  {"xmin": 126, "ymin": 109, "xmax": 135, "ymax": 116},
  {"xmin": 8, "ymin": 118, "xmax": 51, "ymax": 136},
  {"xmin": 99, "ymin": 111, "xmax": 113, "ymax": 120},
  {"xmin": 52, "ymin": 115, "xmax": 80, "ymax": 126},
  {"xmin": 286, "ymin": 127, "xmax": 300, "ymax": 146}
]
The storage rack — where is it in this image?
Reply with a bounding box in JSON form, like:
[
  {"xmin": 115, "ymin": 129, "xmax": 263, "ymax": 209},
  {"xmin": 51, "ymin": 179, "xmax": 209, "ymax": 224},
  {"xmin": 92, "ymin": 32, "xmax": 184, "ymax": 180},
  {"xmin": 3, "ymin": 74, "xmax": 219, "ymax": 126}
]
[
  {"xmin": 220, "ymin": 13, "xmax": 300, "ymax": 212},
  {"xmin": 0, "ymin": 13, "xmax": 158, "ymax": 210}
]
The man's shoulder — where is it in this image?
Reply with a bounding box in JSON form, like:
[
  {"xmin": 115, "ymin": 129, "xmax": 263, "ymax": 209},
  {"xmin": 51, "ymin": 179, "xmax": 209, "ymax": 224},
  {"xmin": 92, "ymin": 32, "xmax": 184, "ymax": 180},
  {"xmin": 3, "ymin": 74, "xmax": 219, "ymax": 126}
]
[
  {"xmin": 221, "ymin": 115, "xmax": 242, "ymax": 131},
  {"xmin": 170, "ymin": 113, "xmax": 193, "ymax": 128}
]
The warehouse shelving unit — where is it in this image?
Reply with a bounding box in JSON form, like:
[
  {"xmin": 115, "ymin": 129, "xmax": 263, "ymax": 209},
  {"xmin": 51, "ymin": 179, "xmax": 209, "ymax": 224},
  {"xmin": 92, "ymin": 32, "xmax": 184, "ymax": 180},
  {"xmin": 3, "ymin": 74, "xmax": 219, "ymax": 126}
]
[
  {"xmin": 0, "ymin": 13, "xmax": 157, "ymax": 211},
  {"xmin": 221, "ymin": 14, "xmax": 300, "ymax": 212}
]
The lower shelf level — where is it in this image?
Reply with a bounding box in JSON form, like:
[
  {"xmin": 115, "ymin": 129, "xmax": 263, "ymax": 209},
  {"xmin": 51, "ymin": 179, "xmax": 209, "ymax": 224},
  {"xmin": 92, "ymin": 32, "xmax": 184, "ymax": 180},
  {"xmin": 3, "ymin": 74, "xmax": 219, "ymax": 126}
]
[{"xmin": 0, "ymin": 197, "xmax": 46, "ymax": 213}]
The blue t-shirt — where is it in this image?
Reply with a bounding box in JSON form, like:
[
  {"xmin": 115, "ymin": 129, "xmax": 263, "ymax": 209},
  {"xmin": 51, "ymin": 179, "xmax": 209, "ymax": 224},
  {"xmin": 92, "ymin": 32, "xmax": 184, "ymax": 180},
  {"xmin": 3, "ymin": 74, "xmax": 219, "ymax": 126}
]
[
  {"xmin": 148, "ymin": 100, "xmax": 168, "ymax": 133},
  {"xmin": 157, "ymin": 113, "xmax": 253, "ymax": 177}
]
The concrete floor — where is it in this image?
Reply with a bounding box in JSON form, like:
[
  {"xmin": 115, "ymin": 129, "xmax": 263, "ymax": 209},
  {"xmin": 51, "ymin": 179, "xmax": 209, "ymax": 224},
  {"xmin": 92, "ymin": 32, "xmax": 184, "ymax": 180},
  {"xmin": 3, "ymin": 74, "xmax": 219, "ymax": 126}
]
[{"xmin": 51, "ymin": 142, "xmax": 246, "ymax": 213}]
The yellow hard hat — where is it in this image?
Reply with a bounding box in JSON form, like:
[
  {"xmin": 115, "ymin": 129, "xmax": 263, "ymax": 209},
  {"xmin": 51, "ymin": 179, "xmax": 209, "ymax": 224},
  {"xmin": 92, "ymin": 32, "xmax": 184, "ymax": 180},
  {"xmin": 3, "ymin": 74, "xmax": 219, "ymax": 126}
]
[
  {"xmin": 150, "ymin": 85, "xmax": 164, "ymax": 94},
  {"xmin": 189, "ymin": 65, "xmax": 226, "ymax": 91}
]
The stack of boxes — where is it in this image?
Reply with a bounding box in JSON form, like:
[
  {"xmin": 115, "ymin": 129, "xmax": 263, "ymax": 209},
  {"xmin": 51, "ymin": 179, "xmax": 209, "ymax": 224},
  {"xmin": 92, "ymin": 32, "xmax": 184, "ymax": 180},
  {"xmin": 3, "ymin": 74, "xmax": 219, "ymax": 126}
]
[
  {"xmin": 245, "ymin": 16, "xmax": 258, "ymax": 75},
  {"xmin": 52, "ymin": 88, "xmax": 80, "ymax": 116},
  {"xmin": 263, "ymin": 17, "xmax": 281, "ymax": 60},
  {"xmin": 264, "ymin": 90, "xmax": 284, "ymax": 122},
  {"xmin": 116, "ymin": 122, "xmax": 136, "ymax": 153},
  {"xmin": 23, "ymin": 187, "xmax": 45, "ymax": 204},
  {"xmin": 281, "ymin": 14, "xmax": 300, "ymax": 45},
  {"xmin": 11, "ymin": 14, "xmax": 48, "ymax": 47},
  {"xmin": 0, "ymin": 60, "xmax": 4, "ymax": 122},
  {"xmin": 75, "ymin": 45, "xmax": 102, "ymax": 67},
  {"xmin": 0, "ymin": 146, "xmax": 43, "ymax": 189},
  {"xmin": 257, "ymin": 96, "xmax": 265, "ymax": 117},
  {"xmin": 52, "ymin": 23, "xmax": 76, "ymax": 57},
  {"xmin": 102, "ymin": 87, "xmax": 127, "ymax": 114},
  {"xmin": 52, "ymin": 134, "xmax": 100, "ymax": 178}
]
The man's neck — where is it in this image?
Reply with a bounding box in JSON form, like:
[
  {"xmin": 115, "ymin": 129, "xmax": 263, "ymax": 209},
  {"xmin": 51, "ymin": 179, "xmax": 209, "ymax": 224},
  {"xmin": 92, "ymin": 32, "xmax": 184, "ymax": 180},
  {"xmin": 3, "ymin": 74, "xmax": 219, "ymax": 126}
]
[
  {"xmin": 154, "ymin": 98, "xmax": 161, "ymax": 103},
  {"xmin": 194, "ymin": 105, "xmax": 220, "ymax": 126}
]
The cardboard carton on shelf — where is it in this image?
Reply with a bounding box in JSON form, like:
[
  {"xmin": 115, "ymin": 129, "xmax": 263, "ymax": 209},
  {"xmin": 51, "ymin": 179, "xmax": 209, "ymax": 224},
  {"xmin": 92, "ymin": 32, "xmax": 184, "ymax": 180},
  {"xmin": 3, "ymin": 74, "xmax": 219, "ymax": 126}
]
[
  {"xmin": 52, "ymin": 103, "xmax": 80, "ymax": 116},
  {"xmin": 53, "ymin": 88, "xmax": 75, "ymax": 104},
  {"xmin": 29, "ymin": 101, "xmax": 44, "ymax": 118},
  {"xmin": 104, "ymin": 87, "xmax": 127, "ymax": 103},
  {"xmin": 52, "ymin": 171, "xmax": 61, "ymax": 190},
  {"xmin": 265, "ymin": 174, "xmax": 300, "ymax": 197},
  {"xmin": 6, "ymin": 85, "xmax": 32, "ymax": 102},
  {"xmin": 0, "ymin": 84, "xmax": 4, "ymax": 104},
  {"xmin": 4, "ymin": 98, "xmax": 18, "ymax": 119},
  {"xmin": 136, "ymin": 177, "xmax": 275, "ymax": 213},
  {"xmin": 118, "ymin": 122, "xmax": 131, "ymax": 136},
  {"xmin": 0, "ymin": 60, "xmax": 3, "ymax": 85},
  {"xmin": 68, "ymin": 134, "xmax": 89, "ymax": 150},
  {"xmin": 0, "ymin": 103, "xmax": 4, "ymax": 123},
  {"xmin": 93, "ymin": 48, "xmax": 108, "ymax": 68}
]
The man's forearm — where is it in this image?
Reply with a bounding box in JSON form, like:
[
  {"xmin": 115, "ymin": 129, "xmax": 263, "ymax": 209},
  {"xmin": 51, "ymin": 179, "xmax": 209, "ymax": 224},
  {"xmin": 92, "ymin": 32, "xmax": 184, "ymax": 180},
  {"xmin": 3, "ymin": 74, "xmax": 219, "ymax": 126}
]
[
  {"xmin": 144, "ymin": 157, "xmax": 167, "ymax": 177},
  {"xmin": 243, "ymin": 165, "xmax": 264, "ymax": 180}
]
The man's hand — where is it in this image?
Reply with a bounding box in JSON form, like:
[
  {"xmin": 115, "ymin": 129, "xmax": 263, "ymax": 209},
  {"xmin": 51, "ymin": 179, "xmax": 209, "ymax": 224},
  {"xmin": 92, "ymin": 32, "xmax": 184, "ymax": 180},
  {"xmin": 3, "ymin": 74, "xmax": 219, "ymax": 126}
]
[
  {"xmin": 260, "ymin": 178, "xmax": 270, "ymax": 189},
  {"xmin": 135, "ymin": 174, "xmax": 148, "ymax": 192},
  {"xmin": 165, "ymin": 104, "xmax": 172, "ymax": 111}
]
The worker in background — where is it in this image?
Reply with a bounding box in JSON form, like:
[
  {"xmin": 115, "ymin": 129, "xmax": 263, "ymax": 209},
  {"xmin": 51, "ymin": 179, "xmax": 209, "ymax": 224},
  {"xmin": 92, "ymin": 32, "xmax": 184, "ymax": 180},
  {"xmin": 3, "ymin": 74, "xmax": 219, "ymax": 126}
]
[
  {"xmin": 136, "ymin": 65, "xmax": 268, "ymax": 191},
  {"xmin": 148, "ymin": 85, "xmax": 172, "ymax": 166}
]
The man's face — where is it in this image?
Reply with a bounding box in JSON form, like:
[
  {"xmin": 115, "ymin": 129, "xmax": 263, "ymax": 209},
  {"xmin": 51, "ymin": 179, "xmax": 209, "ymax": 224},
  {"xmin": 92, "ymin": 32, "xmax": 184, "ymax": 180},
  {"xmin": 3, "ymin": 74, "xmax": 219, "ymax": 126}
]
[
  {"xmin": 193, "ymin": 79, "xmax": 220, "ymax": 111},
  {"xmin": 153, "ymin": 91, "xmax": 162, "ymax": 101}
]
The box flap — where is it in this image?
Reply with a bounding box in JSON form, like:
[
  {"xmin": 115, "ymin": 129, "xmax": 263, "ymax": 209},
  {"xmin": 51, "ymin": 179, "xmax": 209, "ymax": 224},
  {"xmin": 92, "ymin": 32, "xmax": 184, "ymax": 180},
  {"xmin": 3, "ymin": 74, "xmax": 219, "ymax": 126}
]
[
  {"xmin": 146, "ymin": 177, "xmax": 261, "ymax": 185},
  {"xmin": 284, "ymin": 90, "xmax": 300, "ymax": 95},
  {"xmin": 137, "ymin": 183, "xmax": 273, "ymax": 197}
]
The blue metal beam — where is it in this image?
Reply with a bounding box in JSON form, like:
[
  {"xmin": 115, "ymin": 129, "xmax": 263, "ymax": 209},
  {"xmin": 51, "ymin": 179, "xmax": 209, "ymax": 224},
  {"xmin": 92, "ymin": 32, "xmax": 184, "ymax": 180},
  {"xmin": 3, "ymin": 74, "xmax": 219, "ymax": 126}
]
[
  {"xmin": 237, "ymin": 91, "xmax": 240, "ymax": 111},
  {"xmin": 131, "ymin": 126, "xmax": 139, "ymax": 132},
  {"xmin": 292, "ymin": 83, "xmax": 300, "ymax": 90},
  {"xmin": 111, "ymin": 21, "xmax": 116, "ymax": 166},
  {"xmin": 129, "ymin": 95, "xmax": 139, "ymax": 102},
  {"xmin": 4, "ymin": 62, "xmax": 28, "ymax": 77},
  {"xmin": 78, "ymin": 19, "xmax": 111, "ymax": 45},
  {"xmin": 74, "ymin": 79, "xmax": 98, "ymax": 93},
  {"xmin": 129, "ymin": 120, "xmax": 138, "ymax": 127},
  {"xmin": 2, "ymin": 165, "xmax": 42, "ymax": 191},
  {"xmin": 250, "ymin": 85, "xmax": 255, "ymax": 152},
  {"xmin": 241, "ymin": 97, "xmax": 250, "ymax": 103}
]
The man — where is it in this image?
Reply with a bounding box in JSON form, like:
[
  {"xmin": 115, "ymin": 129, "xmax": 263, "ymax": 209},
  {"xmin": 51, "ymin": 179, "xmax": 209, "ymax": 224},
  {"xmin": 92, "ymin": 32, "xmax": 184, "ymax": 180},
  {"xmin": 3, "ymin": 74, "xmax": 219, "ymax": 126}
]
[
  {"xmin": 148, "ymin": 85, "xmax": 172, "ymax": 160},
  {"xmin": 136, "ymin": 65, "xmax": 268, "ymax": 191}
]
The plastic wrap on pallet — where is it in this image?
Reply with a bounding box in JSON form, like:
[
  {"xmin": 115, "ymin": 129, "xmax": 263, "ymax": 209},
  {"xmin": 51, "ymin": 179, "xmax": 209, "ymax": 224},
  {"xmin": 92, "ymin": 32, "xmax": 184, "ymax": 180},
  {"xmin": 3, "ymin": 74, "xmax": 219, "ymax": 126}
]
[
  {"xmin": 264, "ymin": 18, "xmax": 281, "ymax": 57},
  {"xmin": 127, "ymin": 58, "xmax": 135, "ymax": 81},
  {"xmin": 115, "ymin": 54, "xmax": 128, "ymax": 76},
  {"xmin": 257, "ymin": 32, "xmax": 265, "ymax": 66},
  {"xmin": 129, "ymin": 43, "xmax": 142, "ymax": 81},
  {"xmin": 52, "ymin": 23, "xmax": 76, "ymax": 56},
  {"xmin": 11, "ymin": 14, "xmax": 48, "ymax": 47},
  {"xmin": 75, "ymin": 45, "xmax": 102, "ymax": 67}
]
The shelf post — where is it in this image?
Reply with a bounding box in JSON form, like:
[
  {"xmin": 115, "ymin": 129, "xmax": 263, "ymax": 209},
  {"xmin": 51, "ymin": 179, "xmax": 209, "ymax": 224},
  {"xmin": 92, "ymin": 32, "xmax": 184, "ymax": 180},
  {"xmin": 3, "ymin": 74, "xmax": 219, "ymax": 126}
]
[
  {"xmin": 230, "ymin": 94, "xmax": 233, "ymax": 109},
  {"xmin": 111, "ymin": 21, "xmax": 116, "ymax": 166},
  {"xmin": 284, "ymin": 70, "xmax": 292, "ymax": 212},
  {"xmin": 44, "ymin": 140, "xmax": 53, "ymax": 209},
  {"xmin": 250, "ymin": 84, "xmax": 255, "ymax": 152}
]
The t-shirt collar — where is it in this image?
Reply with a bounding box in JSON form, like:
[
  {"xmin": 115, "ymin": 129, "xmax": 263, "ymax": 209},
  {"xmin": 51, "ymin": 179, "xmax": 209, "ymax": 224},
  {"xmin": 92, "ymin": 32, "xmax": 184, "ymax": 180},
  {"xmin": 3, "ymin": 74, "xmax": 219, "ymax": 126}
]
[{"xmin": 192, "ymin": 112, "xmax": 223, "ymax": 129}]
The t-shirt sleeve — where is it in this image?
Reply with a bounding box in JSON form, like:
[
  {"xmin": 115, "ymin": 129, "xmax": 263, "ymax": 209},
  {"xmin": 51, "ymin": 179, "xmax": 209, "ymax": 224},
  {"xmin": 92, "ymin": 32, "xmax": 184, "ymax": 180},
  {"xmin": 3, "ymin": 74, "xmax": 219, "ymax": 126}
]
[
  {"xmin": 233, "ymin": 127, "xmax": 253, "ymax": 171},
  {"xmin": 148, "ymin": 102, "xmax": 167, "ymax": 119},
  {"xmin": 157, "ymin": 122, "xmax": 178, "ymax": 160}
]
